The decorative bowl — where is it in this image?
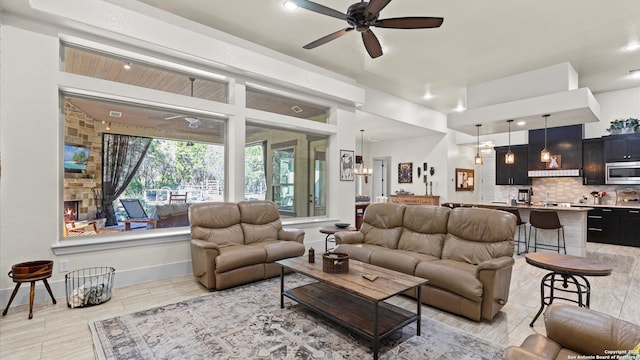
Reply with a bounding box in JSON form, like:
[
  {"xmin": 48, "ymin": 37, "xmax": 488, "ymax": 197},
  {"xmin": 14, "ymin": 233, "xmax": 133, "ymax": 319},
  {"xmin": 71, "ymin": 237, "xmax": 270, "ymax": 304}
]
[{"xmin": 334, "ymin": 223, "xmax": 350, "ymax": 229}]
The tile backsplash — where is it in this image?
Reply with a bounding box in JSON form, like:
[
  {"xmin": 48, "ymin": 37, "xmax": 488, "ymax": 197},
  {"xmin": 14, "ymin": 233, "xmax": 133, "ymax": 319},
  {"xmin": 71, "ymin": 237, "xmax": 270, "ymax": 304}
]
[{"xmin": 496, "ymin": 177, "xmax": 639, "ymax": 205}]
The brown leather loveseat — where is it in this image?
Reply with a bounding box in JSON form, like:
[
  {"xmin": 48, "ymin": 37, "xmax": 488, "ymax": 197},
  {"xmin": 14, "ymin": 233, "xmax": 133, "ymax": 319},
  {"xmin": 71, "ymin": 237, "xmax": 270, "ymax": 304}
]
[
  {"xmin": 335, "ymin": 203, "xmax": 515, "ymax": 321},
  {"xmin": 504, "ymin": 303, "xmax": 640, "ymax": 359},
  {"xmin": 190, "ymin": 200, "xmax": 305, "ymax": 290}
]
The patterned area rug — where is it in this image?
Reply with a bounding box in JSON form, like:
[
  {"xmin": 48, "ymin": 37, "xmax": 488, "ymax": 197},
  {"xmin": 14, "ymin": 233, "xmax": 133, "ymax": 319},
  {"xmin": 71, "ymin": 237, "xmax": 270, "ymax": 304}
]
[{"xmin": 91, "ymin": 274, "xmax": 503, "ymax": 359}]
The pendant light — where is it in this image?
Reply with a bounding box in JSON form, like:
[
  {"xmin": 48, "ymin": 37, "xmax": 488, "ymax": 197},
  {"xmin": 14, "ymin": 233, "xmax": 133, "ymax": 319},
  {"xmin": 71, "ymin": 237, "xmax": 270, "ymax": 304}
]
[
  {"xmin": 540, "ymin": 114, "xmax": 551, "ymax": 163},
  {"xmin": 505, "ymin": 120, "xmax": 515, "ymax": 164},
  {"xmin": 474, "ymin": 124, "xmax": 483, "ymax": 165},
  {"xmin": 355, "ymin": 129, "xmax": 372, "ymax": 182}
]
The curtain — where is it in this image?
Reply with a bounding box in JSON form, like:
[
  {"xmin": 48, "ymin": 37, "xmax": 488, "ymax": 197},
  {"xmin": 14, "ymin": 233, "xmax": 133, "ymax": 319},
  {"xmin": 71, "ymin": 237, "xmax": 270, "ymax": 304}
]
[{"xmin": 102, "ymin": 133, "xmax": 152, "ymax": 226}]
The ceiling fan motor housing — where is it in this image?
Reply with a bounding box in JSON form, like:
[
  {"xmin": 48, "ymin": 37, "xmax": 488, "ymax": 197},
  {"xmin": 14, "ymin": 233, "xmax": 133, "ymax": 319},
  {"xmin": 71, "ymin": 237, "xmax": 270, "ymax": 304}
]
[{"xmin": 347, "ymin": 2, "xmax": 377, "ymax": 32}]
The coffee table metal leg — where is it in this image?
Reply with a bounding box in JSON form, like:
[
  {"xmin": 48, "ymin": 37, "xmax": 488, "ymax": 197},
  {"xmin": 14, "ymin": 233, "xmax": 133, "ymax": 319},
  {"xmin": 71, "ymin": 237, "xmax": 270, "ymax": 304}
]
[
  {"xmin": 280, "ymin": 267, "xmax": 284, "ymax": 309},
  {"xmin": 373, "ymin": 301, "xmax": 379, "ymax": 360},
  {"xmin": 416, "ymin": 285, "xmax": 422, "ymax": 336}
]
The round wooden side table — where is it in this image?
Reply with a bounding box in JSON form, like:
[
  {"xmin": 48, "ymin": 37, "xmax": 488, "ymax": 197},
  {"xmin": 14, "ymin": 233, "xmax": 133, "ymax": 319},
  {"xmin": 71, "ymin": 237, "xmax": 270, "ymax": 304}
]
[
  {"xmin": 319, "ymin": 225, "xmax": 357, "ymax": 251},
  {"xmin": 2, "ymin": 260, "xmax": 57, "ymax": 319},
  {"xmin": 525, "ymin": 252, "xmax": 612, "ymax": 327}
]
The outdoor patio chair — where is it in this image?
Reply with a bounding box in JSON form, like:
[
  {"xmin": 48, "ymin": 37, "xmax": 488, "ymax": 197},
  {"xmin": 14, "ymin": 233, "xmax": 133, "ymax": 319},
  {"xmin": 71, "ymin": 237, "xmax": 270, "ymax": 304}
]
[
  {"xmin": 169, "ymin": 192, "xmax": 187, "ymax": 204},
  {"xmin": 119, "ymin": 199, "xmax": 157, "ymax": 231}
]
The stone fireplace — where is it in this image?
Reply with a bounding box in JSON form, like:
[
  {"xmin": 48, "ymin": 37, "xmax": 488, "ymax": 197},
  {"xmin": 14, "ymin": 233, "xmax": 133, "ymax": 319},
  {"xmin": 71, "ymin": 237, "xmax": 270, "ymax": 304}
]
[{"xmin": 63, "ymin": 178, "xmax": 98, "ymax": 221}]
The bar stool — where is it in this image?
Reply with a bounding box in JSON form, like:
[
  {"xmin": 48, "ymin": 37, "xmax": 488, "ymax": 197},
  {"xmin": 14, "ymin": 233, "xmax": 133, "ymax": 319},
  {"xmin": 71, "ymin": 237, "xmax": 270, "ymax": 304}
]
[
  {"xmin": 501, "ymin": 208, "xmax": 528, "ymax": 255},
  {"xmin": 528, "ymin": 210, "xmax": 566, "ymax": 254}
]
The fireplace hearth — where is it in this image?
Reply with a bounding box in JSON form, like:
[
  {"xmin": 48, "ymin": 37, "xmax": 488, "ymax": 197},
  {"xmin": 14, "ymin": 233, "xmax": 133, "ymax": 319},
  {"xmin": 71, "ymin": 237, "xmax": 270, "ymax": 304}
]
[{"xmin": 64, "ymin": 200, "xmax": 80, "ymax": 222}]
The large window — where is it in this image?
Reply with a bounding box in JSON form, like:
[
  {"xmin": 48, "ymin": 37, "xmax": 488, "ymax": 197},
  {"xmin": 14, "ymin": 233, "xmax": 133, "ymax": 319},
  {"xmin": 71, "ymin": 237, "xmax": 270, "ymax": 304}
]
[{"xmin": 63, "ymin": 95, "xmax": 226, "ymax": 236}]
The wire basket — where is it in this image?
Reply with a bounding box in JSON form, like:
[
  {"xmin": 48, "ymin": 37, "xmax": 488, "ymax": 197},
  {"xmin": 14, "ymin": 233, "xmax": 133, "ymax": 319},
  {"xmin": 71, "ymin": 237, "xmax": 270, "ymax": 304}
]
[{"xmin": 65, "ymin": 267, "xmax": 115, "ymax": 308}]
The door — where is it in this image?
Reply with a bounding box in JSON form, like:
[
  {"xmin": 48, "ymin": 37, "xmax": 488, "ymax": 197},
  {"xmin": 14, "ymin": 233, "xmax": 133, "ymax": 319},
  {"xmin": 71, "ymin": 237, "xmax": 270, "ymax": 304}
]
[
  {"xmin": 307, "ymin": 138, "xmax": 326, "ymax": 216},
  {"xmin": 272, "ymin": 147, "xmax": 295, "ymax": 215},
  {"xmin": 372, "ymin": 157, "xmax": 390, "ymax": 200}
]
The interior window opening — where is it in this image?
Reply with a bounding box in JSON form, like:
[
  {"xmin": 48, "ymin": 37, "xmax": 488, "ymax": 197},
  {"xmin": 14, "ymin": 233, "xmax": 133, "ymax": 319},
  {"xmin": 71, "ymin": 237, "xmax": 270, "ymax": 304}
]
[
  {"xmin": 246, "ymin": 124, "xmax": 327, "ymax": 218},
  {"xmin": 63, "ymin": 94, "xmax": 226, "ymax": 237}
]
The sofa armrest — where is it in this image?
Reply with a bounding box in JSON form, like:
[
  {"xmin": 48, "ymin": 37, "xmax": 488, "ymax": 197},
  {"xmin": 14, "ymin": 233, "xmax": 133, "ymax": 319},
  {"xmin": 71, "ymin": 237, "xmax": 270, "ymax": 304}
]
[
  {"xmin": 334, "ymin": 231, "xmax": 364, "ymax": 244},
  {"xmin": 545, "ymin": 303, "xmax": 640, "ymax": 356},
  {"xmin": 278, "ymin": 228, "xmax": 305, "ymax": 244},
  {"xmin": 476, "ymin": 256, "xmax": 515, "ymax": 273},
  {"xmin": 476, "ymin": 256, "xmax": 515, "ymax": 320},
  {"xmin": 503, "ymin": 346, "xmax": 549, "ymax": 360},
  {"xmin": 190, "ymin": 239, "xmax": 221, "ymax": 290}
]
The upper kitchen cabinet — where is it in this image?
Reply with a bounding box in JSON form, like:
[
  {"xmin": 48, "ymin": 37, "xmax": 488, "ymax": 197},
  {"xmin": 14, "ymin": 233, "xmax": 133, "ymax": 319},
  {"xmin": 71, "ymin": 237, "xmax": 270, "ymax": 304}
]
[
  {"xmin": 495, "ymin": 145, "xmax": 529, "ymax": 185},
  {"xmin": 529, "ymin": 124, "xmax": 583, "ymax": 171},
  {"xmin": 582, "ymin": 138, "xmax": 604, "ymax": 185},
  {"xmin": 603, "ymin": 133, "xmax": 640, "ymax": 162}
]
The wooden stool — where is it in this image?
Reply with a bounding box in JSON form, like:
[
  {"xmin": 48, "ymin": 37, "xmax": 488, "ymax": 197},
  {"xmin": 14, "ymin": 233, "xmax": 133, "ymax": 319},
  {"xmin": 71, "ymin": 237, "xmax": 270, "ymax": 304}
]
[{"xmin": 2, "ymin": 260, "xmax": 57, "ymax": 319}]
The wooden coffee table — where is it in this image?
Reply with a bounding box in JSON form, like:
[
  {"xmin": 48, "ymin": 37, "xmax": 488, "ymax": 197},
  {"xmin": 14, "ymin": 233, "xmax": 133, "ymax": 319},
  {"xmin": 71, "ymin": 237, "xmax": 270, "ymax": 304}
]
[
  {"xmin": 525, "ymin": 252, "xmax": 612, "ymax": 327},
  {"xmin": 277, "ymin": 256, "xmax": 428, "ymax": 360}
]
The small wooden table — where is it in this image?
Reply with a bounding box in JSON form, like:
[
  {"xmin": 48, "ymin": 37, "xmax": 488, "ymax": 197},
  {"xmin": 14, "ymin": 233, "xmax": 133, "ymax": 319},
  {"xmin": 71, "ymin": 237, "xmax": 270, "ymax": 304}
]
[
  {"xmin": 525, "ymin": 252, "xmax": 612, "ymax": 327},
  {"xmin": 319, "ymin": 225, "xmax": 357, "ymax": 251},
  {"xmin": 277, "ymin": 256, "xmax": 428, "ymax": 360}
]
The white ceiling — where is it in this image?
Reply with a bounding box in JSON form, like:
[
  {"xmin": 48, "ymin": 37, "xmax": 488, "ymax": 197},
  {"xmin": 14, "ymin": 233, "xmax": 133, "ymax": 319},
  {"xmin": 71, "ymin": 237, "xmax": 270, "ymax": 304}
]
[{"xmin": 133, "ymin": 0, "xmax": 640, "ymax": 140}]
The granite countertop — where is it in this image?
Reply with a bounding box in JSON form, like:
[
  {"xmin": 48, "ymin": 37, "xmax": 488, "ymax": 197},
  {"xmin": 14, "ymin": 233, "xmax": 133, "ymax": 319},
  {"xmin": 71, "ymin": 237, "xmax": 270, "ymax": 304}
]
[
  {"xmin": 454, "ymin": 202, "xmax": 593, "ymax": 212},
  {"xmin": 572, "ymin": 203, "xmax": 640, "ymax": 210}
]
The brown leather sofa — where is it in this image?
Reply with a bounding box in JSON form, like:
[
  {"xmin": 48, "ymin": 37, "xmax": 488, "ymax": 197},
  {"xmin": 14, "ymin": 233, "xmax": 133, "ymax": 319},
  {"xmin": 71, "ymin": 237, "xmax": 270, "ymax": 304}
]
[
  {"xmin": 190, "ymin": 201, "xmax": 305, "ymax": 290},
  {"xmin": 504, "ymin": 303, "xmax": 640, "ymax": 359},
  {"xmin": 334, "ymin": 203, "xmax": 515, "ymax": 321}
]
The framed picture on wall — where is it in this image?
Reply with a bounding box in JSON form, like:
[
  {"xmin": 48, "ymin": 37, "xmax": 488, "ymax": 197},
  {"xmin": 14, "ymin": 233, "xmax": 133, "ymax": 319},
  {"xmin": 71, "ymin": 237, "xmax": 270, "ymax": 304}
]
[
  {"xmin": 398, "ymin": 162, "xmax": 413, "ymax": 183},
  {"xmin": 340, "ymin": 149, "xmax": 355, "ymax": 181},
  {"xmin": 455, "ymin": 168, "xmax": 474, "ymax": 191}
]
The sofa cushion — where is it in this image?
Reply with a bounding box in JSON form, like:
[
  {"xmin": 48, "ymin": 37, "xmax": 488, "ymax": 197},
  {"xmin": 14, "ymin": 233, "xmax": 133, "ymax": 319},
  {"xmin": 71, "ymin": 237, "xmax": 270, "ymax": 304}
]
[
  {"xmin": 397, "ymin": 206, "xmax": 450, "ymax": 257},
  {"xmin": 239, "ymin": 201, "xmax": 282, "ymax": 244},
  {"xmin": 361, "ymin": 203, "xmax": 406, "ymax": 249},
  {"xmin": 333, "ymin": 244, "xmax": 376, "ymax": 263},
  {"xmin": 442, "ymin": 207, "xmax": 515, "ymax": 264},
  {"xmin": 415, "ymin": 259, "xmax": 483, "ymax": 302},
  {"xmin": 255, "ymin": 240, "xmax": 306, "ymax": 262},
  {"xmin": 370, "ymin": 249, "xmax": 437, "ymax": 275},
  {"xmin": 189, "ymin": 203, "xmax": 244, "ymax": 246},
  {"xmin": 215, "ymin": 245, "xmax": 267, "ymax": 273}
]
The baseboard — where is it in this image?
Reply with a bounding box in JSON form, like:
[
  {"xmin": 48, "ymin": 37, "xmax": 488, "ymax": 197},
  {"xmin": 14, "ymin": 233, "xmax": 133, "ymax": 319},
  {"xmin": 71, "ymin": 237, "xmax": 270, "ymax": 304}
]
[{"xmin": 0, "ymin": 260, "xmax": 193, "ymax": 308}]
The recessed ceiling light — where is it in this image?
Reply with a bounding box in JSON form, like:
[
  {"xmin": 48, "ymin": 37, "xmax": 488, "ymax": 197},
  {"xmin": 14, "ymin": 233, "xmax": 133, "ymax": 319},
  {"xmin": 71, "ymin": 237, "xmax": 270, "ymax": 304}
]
[
  {"xmin": 623, "ymin": 42, "xmax": 640, "ymax": 51},
  {"xmin": 629, "ymin": 69, "xmax": 640, "ymax": 79},
  {"xmin": 517, "ymin": 121, "xmax": 526, "ymax": 126},
  {"xmin": 123, "ymin": 62, "xmax": 132, "ymax": 70},
  {"xmin": 283, "ymin": 1, "xmax": 297, "ymax": 10},
  {"xmin": 423, "ymin": 92, "xmax": 433, "ymax": 100}
]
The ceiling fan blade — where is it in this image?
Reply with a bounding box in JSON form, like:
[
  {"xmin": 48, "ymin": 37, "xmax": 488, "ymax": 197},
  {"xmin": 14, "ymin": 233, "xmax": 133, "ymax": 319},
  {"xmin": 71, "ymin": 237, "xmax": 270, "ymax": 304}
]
[
  {"xmin": 362, "ymin": 30, "xmax": 383, "ymax": 58},
  {"xmin": 164, "ymin": 114, "xmax": 184, "ymax": 120},
  {"xmin": 303, "ymin": 28, "xmax": 353, "ymax": 49},
  {"xmin": 365, "ymin": 0, "xmax": 392, "ymax": 19},
  {"xmin": 374, "ymin": 17, "xmax": 444, "ymax": 29},
  {"xmin": 289, "ymin": 0, "xmax": 347, "ymax": 21}
]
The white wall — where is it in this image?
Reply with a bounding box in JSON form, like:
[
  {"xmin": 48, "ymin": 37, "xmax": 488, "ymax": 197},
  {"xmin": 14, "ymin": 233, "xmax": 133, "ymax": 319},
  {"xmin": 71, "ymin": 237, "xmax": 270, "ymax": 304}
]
[
  {"xmin": 586, "ymin": 87, "xmax": 640, "ymax": 138},
  {"xmin": 0, "ymin": 2, "xmax": 362, "ymax": 305}
]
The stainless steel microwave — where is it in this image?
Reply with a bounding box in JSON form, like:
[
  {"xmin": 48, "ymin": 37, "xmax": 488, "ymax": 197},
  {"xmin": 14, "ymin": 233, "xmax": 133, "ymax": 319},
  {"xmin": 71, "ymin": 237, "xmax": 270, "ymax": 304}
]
[{"xmin": 605, "ymin": 161, "xmax": 640, "ymax": 184}]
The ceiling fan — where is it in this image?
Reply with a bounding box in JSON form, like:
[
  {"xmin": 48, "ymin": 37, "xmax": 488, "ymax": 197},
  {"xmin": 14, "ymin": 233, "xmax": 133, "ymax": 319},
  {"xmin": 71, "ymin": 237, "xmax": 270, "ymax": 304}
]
[
  {"xmin": 163, "ymin": 114, "xmax": 201, "ymax": 128},
  {"xmin": 289, "ymin": 0, "xmax": 444, "ymax": 58}
]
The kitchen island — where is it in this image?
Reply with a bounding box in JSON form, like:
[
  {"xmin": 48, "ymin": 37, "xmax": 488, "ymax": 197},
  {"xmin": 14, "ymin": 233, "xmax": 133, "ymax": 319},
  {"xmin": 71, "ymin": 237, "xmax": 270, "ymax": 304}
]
[{"xmin": 446, "ymin": 202, "xmax": 592, "ymax": 257}]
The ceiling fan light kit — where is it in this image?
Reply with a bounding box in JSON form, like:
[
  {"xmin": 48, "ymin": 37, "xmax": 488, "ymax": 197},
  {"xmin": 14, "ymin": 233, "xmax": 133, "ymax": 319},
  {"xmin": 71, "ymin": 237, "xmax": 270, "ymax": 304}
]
[{"xmin": 291, "ymin": 0, "xmax": 443, "ymax": 58}]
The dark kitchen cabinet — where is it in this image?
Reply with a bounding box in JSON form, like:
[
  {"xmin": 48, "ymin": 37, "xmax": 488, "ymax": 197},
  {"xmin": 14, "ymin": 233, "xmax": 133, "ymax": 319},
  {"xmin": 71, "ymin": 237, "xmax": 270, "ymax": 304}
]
[
  {"xmin": 620, "ymin": 208, "xmax": 640, "ymax": 247},
  {"xmin": 603, "ymin": 133, "xmax": 640, "ymax": 162},
  {"xmin": 529, "ymin": 124, "xmax": 583, "ymax": 171},
  {"xmin": 587, "ymin": 207, "xmax": 640, "ymax": 247},
  {"xmin": 582, "ymin": 138, "xmax": 604, "ymax": 185},
  {"xmin": 495, "ymin": 145, "xmax": 529, "ymax": 185},
  {"xmin": 587, "ymin": 208, "xmax": 620, "ymax": 245}
]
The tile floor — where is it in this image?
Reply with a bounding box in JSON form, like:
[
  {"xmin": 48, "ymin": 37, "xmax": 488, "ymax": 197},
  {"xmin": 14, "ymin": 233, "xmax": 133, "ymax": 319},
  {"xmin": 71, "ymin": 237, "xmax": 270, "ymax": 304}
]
[{"xmin": 1, "ymin": 242, "xmax": 638, "ymax": 359}]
